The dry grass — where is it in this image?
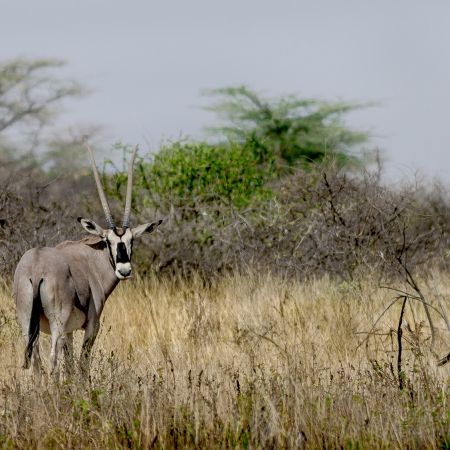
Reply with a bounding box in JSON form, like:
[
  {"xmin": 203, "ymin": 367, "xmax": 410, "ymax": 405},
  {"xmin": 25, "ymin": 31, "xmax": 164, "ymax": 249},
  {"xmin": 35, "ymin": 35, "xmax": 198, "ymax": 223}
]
[{"xmin": 0, "ymin": 272, "xmax": 448, "ymax": 449}]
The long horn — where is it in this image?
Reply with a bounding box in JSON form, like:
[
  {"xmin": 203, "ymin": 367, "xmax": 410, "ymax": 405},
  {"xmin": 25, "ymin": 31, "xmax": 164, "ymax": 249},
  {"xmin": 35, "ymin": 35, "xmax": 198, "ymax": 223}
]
[
  {"xmin": 84, "ymin": 141, "xmax": 116, "ymax": 229},
  {"xmin": 122, "ymin": 146, "xmax": 138, "ymax": 229}
]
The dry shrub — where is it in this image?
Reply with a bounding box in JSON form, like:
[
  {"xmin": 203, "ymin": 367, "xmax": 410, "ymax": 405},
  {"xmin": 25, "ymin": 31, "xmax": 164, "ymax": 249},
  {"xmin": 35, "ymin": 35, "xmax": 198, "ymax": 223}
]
[
  {"xmin": 138, "ymin": 165, "xmax": 450, "ymax": 280},
  {"xmin": 1, "ymin": 157, "xmax": 450, "ymax": 283},
  {"xmin": 0, "ymin": 272, "xmax": 448, "ymax": 448}
]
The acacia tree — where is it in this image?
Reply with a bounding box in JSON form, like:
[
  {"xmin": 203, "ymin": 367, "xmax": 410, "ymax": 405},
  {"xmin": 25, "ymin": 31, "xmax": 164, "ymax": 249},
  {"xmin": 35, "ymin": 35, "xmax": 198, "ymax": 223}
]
[
  {"xmin": 204, "ymin": 86, "xmax": 370, "ymax": 171},
  {"xmin": 0, "ymin": 58, "xmax": 83, "ymax": 132},
  {"xmin": 0, "ymin": 58, "xmax": 84, "ymax": 165}
]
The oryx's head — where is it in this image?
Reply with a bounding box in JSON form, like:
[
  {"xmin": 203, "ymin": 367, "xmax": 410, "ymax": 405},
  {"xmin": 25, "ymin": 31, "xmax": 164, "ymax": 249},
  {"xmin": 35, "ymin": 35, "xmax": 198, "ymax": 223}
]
[{"xmin": 78, "ymin": 143, "xmax": 162, "ymax": 280}]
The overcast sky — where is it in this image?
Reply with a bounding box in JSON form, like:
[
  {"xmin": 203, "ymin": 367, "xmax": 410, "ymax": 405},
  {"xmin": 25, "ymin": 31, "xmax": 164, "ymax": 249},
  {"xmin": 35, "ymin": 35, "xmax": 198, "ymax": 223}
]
[{"xmin": 1, "ymin": 0, "xmax": 449, "ymax": 180}]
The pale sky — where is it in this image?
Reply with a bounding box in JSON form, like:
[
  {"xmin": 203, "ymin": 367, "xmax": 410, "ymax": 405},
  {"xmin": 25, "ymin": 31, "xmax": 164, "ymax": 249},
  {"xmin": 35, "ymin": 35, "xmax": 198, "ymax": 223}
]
[{"xmin": 1, "ymin": 0, "xmax": 449, "ymax": 180}]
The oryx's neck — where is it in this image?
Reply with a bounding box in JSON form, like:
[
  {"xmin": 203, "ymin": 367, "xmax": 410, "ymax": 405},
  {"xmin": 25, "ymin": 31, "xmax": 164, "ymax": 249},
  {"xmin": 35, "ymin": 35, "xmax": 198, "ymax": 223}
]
[
  {"xmin": 91, "ymin": 244, "xmax": 120, "ymax": 298},
  {"xmin": 56, "ymin": 237, "xmax": 120, "ymax": 303}
]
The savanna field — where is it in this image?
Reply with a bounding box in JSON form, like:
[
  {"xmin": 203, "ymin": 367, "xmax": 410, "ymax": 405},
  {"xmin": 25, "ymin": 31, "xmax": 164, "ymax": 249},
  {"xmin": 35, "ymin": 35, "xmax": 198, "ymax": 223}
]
[
  {"xmin": 0, "ymin": 271, "xmax": 448, "ymax": 449},
  {"xmin": 0, "ymin": 60, "xmax": 449, "ymax": 448}
]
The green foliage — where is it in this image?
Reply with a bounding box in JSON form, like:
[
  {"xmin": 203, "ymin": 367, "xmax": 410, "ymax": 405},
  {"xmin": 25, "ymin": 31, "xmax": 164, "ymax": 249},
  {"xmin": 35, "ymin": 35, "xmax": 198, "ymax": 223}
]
[
  {"xmin": 111, "ymin": 141, "xmax": 275, "ymax": 210},
  {"xmin": 205, "ymin": 85, "xmax": 369, "ymax": 170}
]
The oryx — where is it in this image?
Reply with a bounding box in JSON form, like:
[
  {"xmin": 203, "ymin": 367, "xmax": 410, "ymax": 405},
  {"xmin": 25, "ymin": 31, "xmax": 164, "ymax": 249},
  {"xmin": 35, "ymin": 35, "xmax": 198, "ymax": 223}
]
[{"xmin": 13, "ymin": 144, "xmax": 162, "ymax": 376}]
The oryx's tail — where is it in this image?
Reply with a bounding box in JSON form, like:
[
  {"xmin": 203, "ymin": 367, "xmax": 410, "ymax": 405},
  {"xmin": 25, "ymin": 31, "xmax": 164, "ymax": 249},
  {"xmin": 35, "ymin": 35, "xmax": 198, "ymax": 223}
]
[{"xmin": 23, "ymin": 278, "xmax": 43, "ymax": 369}]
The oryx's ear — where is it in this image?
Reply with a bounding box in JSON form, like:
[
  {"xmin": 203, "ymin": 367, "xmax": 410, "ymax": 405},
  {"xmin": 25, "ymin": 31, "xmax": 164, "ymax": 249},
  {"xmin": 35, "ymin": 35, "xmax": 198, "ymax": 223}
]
[
  {"xmin": 131, "ymin": 219, "xmax": 163, "ymax": 238},
  {"xmin": 77, "ymin": 217, "xmax": 107, "ymax": 237}
]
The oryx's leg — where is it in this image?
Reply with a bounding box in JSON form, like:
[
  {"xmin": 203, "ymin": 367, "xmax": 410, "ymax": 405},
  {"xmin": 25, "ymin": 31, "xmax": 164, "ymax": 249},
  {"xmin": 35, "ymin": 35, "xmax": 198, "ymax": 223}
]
[
  {"xmin": 45, "ymin": 280, "xmax": 77, "ymax": 379},
  {"xmin": 49, "ymin": 322, "xmax": 65, "ymax": 379},
  {"xmin": 15, "ymin": 277, "xmax": 39, "ymax": 370},
  {"xmin": 63, "ymin": 332, "xmax": 74, "ymax": 377},
  {"xmin": 32, "ymin": 338, "xmax": 44, "ymax": 376},
  {"xmin": 20, "ymin": 333, "xmax": 43, "ymax": 377},
  {"xmin": 30, "ymin": 340, "xmax": 45, "ymax": 385},
  {"xmin": 80, "ymin": 319, "xmax": 100, "ymax": 375}
]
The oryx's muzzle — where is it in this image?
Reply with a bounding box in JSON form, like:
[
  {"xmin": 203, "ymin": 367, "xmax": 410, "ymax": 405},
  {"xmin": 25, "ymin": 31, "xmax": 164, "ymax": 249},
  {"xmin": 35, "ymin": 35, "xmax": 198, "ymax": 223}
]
[{"xmin": 114, "ymin": 241, "xmax": 132, "ymax": 279}]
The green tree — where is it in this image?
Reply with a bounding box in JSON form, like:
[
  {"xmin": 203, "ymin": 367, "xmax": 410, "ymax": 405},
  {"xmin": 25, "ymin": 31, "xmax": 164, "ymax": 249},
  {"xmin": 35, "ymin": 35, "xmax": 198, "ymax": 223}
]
[
  {"xmin": 0, "ymin": 58, "xmax": 84, "ymax": 167},
  {"xmin": 204, "ymin": 86, "xmax": 369, "ymax": 171}
]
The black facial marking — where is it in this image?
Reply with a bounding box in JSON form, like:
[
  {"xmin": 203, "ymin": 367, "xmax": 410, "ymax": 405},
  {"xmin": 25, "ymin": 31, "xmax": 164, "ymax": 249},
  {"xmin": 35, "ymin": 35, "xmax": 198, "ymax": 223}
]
[
  {"xmin": 105, "ymin": 240, "xmax": 115, "ymax": 266},
  {"xmin": 116, "ymin": 242, "xmax": 130, "ymax": 263}
]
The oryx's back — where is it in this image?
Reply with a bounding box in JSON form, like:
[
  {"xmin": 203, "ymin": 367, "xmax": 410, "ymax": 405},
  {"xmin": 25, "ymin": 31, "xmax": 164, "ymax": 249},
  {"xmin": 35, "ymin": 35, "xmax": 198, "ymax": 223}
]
[{"xmin": 14, "ymin": 247, "xmax": 72, "ymax": 289}]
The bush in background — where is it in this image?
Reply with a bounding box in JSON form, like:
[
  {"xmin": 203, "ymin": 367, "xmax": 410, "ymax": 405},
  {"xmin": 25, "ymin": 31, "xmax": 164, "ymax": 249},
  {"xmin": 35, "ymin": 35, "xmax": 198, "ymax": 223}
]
[
  {"xmin": 120, "ymin": 140, "xmax": 274, "ymax": 210},
  {"xmin": 127, "ymin": 163, "xmax": 450, "ymax": 279}
]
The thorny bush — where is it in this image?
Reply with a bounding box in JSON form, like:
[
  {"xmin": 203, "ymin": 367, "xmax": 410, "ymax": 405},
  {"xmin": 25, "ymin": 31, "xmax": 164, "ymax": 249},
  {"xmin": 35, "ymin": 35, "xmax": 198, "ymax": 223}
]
[
  {"xmin": 1, "ymin": 160, "xmax": 450, "ymax": 281},
  {"xmin": 123, "ymin": 163, "xmax": 450, "ymax": 280}
]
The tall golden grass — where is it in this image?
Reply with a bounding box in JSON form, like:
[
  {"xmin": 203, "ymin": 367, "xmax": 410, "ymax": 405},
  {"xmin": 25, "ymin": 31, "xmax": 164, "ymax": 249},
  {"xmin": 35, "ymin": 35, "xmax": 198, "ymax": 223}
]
[{"xmin": 0, "ymin": 272, "xmax": 448, "ymax": 449}]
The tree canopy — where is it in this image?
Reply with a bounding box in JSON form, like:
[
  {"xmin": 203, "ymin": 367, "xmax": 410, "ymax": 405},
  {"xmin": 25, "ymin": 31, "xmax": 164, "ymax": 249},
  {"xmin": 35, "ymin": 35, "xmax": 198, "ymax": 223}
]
[{"xmin": 204, "ymin": 86, "xmax": 369, "ymax": 170}]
